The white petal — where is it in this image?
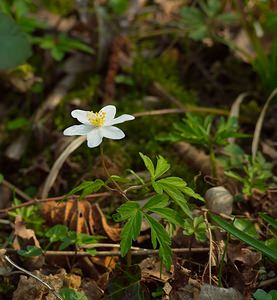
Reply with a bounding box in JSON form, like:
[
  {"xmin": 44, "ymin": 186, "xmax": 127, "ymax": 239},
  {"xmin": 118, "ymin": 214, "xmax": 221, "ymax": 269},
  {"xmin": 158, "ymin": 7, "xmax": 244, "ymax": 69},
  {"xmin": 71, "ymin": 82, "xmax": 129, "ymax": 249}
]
[
  {"xmin": 87, "ymin": 128, "xmax": 103, "ymax": 148},
  {"xmin": 63, "ymin": 125, "xmax": 92, "ymax": 136},
  {"xmin": 100, "ymin": 105, "xmax": 116, "ymax": 123},
  {"xmin": 71, "ymin": 109, "xmax": 90, "ymax": 124},
  {"xmin": 100, "ymin": 126, "xmax": 125, "ymax": 140},
  {"xmin": 106, "ymin": 114, "xmax": 135, "ymax": 126}
]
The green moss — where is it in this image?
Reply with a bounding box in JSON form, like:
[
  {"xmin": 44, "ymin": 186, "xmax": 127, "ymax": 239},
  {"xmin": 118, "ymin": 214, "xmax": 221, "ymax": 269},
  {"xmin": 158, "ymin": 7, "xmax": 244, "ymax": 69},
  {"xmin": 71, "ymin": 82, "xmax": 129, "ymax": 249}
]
[{"xmin": 132, "ymin": 49, "xmax": 197, "ymax": 104}]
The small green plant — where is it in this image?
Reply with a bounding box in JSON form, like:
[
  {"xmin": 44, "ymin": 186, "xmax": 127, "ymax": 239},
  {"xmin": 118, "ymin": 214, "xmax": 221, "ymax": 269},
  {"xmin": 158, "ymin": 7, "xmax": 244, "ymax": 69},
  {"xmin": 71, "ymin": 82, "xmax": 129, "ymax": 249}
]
[
  {"xmin": 114, "ymin": 153, "xmax": 204, "ymax": 270},
  {"xmin": 32, "ymin": 33, "xmax": 94, "ymax": 61},
  {"xmin": 224, "ymin": 152, "xmax": 273, "ymax": 196},
  {"xmin": 183, "ymin": 215, "xmax": 206, "ymax": 242},
  {"xmin": 59, "ymin": 288, "xmax": 88, "ymax": 300},
  {"xmin": 45, "ymin": 224, "xmax": 102, "ymax": 253},
  {"xmin": 159, "ymin": 113, "xmax": 246, "ymax": 176},
  {"xmin": 253, "ymin": 289, "xmax": 277, "ymax": 300},
  {"xmin": 8, "ymin": 197, "xmax": 44, "ymax": 234}
]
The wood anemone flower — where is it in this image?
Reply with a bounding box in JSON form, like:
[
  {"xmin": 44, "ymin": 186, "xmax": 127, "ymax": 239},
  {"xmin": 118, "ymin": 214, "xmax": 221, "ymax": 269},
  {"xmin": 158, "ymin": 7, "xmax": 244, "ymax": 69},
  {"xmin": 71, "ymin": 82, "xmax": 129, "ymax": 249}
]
[{"xmin": 63, "ymin": 105, "xmax": 135, "ymax": 148}]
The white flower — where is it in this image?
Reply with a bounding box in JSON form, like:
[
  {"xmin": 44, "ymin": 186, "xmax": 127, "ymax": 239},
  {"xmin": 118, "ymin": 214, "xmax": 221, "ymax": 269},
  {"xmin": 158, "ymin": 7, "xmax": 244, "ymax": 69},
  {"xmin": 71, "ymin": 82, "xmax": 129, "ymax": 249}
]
[{"xmin": 63, "ymin": 105, "xmax": 135, "ymax": 148}]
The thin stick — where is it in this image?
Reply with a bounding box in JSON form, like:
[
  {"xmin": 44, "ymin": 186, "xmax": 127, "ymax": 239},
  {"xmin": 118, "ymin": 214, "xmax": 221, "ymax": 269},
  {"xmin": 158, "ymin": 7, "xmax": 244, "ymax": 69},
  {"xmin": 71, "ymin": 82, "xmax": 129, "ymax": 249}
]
[
  {"xmin": 0, "ymin": 192, "xmax": 110, "ymax": 215},
  {"xmin": 2, "ymin": 179, "xmax": 32, "ymax": 202},
  {"xmin": 204, "ymin": 212, "xmax": 213, "ymax": 285},
  {"xmin": 5, "ymin": 247, "xmax": 209, "ymax": 257},
  {"xmin": 4, "ymin": 255, "xmax": 63, "ymax": 300}
]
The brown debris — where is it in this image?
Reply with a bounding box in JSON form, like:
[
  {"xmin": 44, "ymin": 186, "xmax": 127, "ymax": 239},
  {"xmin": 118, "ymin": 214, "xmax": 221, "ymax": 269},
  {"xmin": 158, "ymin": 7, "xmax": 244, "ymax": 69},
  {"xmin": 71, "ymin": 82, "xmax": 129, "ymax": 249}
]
[{"xmin": 40, "ymin": 200, "xmax": 120, "ymax": 241}]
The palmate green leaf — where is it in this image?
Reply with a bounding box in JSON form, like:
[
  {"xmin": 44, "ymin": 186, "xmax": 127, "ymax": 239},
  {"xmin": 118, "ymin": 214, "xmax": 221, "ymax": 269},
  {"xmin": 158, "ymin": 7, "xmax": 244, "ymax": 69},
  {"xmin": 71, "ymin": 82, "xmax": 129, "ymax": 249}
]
[
  {"xmin": 0, "ymin": 12, "xmax": 32, "ymax": 70},
  {"xmin": 181, "ymin": 186, "xmax": 204, "ymax": 202},
  {"xmin": 210, "ymin": 214, "xmax": 277, "ymax": 262},
  {"xmin": 143, "ymin": 194, "xmax": 169, "ymax": 210},
  {"xmin": 157, "ymin": 177, "xmax": 187, "ymax": 189},
  {"xmin": 154, "ymin": 182, "xmax": 192, "ymax": 218},
  {"xmin": 154, "ymin": 155, "xmax": 170, "ymax": 180},
  {"xmin": 144, "ymin": 214, "xmax": 172, "ymax": 270},
  {"xmin": 259, "ymin": 213, "xmax": 277, "ymax": 230},
  {"xmin": 139, "ymin": 152, "xmax": 155, "ymax": 178}
]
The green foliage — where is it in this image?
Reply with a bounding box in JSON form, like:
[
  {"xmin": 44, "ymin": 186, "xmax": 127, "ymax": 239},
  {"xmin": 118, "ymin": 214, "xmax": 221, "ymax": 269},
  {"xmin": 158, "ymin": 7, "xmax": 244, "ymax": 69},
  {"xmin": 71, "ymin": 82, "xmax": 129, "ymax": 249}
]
[
  {"xmin": 114, "ymin": 154, "xmax": 203, "ymax": 270},
  {"xmin": 59, "ymin": 288, "xmax": 88, "ymax": 300},
  {"xmin": 45, "ymin": 225, "xmax": 102, "ymax": 251},
  {"xmin": 253, "ymin": 289, "xmax": 277, "ymax": 300},
  {"xmin": 0, "ymin": 12, "xmax": 32, "ymax": 69},
  {"xmin": 233, "ymin": 218, "xmax": 259, "ymax": 239},
  {"xmin": 0, "ymin": 174, "xmax": 3, "ymax": 184},
  {"xmin": 42, "ymin": 0, "xmax": 75, "ymax": 16},
  {"xmin": 108, "ymin": 0, "xmax": 129, "ymax": 15},
  {"xmin": 159, "ymin": 114, "xmax": 245, "ymax": 148},
  {"xmin": 8, "ymin": 198, "xmax": 44, "ymax": 234},
  {"xmin": 225, "ymin": 152, "xmax": 273, "ymax": 195},
  {"xmin": 210, "ymin": 214, "xmax": 277, "ymax": 262},
  {"xmin": 33, "ymin": 33, "xmax": 94, "ymax": 61},
  {"xmin": 183, "ymin": 216, "xmax": 206, "ymax": 242},
  {"xmin": 6, "ymin": 117, "xmax": 29, "ymax": 130},
  {"xmin": 66, "ymin": 179, "xmax": 104, "ymax": 199},
  {"xmin": 17, "ymin": 245, "xmax": 43, "ymax": 257},
  {"xmin": 179, "ymin": 0, "xmax": 238, "ymax": 41},
  {"xmin": 259, "ymin": 213, "xmax": 277, "ymax": 230}
]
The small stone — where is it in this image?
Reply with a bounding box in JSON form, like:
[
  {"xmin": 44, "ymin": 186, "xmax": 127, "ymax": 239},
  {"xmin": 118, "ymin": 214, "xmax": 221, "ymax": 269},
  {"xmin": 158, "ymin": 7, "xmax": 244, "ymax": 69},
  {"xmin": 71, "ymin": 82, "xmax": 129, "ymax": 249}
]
[{"xmin": 205, "ymin": 186, "xmax": 233, "ymax": 215}]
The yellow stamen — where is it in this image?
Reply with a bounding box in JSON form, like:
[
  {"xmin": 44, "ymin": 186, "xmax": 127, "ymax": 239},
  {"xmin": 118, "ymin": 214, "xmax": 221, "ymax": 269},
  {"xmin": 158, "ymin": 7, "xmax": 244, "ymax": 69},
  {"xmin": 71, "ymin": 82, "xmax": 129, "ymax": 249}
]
[{"xmin": 87, "ymin": 111, "xmax": 106, "ymax": 127}]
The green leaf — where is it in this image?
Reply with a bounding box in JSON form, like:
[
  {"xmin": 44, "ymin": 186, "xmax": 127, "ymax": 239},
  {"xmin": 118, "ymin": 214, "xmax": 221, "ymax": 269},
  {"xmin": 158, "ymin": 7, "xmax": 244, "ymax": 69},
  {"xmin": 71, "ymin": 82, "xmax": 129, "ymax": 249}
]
[
  {"xmin": 114, "ymin": 201, "xmax": 140, "ymax": 221},
  {"xmin": 259, "ymin": 213, "xmax": 277, "ymax": 230},
  {"xmin": 233, "ymin": 218, "xmax": 259, "ymax": 239},
  {"xmin": 6, "ymin": 117, "xmax": 29, "ymax": 130},
  {"xmin": 0, "ymin": 174, "xmax": 3, "ymax": 184},
  {"xmin": 143, "ymin": 194, "xmax": 169, "ymax": 210},
  {"xmin": 253, "ymin": 289, "xmax": 273, "ymax": 300},
  {"xmin": 154, "ymin": 156, "xmax": 170, "ymax": 179},
  {"xmin": 108, "ymin": 0, "xmax": 129, "ymax": 15},
  {"xmin": 144, "ymin": 214, "xmax": 172, "ymax": 270},
  {"xmin": 45, "ymin": 224, "xmax": 68, "ymax": 243},
  {"xmin": 60, "ymin": 288, "xmax": 88, "ymax": 300},
  {"xmin": 0, "ymin": 12, "xmax": 32, "ymax": 70},
  {"xmin": 149, "ymin": 207, "xmax": 183, "ymax": 226},
  {"xmin": 17, "ymin": 246, "xmax": 43, "ymax": 257},
  {"xmin": 66, "ymin": 180, "xmax": 104, "ymax": 198},
  {"xmin": 210, "ymin": 214, "xmax": 277, "ymax": 262},
  {"xmin": 120, "ymin": 210, "xmax": 142, "ymax": 256},
  {"xmin": 85, "ymin": 248, "xmax": 97, "ymax": 256},
  {"xmin": 157, "ymin": 177, "xmax": 187, "ymax": 189},
  {"xmin": 181, "ymin": 186, "xmax": 204, "ymax": 202},
  {"xmin": 139, "ymin": 152, "xmax": 155, "ymax": 179},
  {"xmin": 215, "ymin": 12, "xmax": 239, "ymax": 23}
]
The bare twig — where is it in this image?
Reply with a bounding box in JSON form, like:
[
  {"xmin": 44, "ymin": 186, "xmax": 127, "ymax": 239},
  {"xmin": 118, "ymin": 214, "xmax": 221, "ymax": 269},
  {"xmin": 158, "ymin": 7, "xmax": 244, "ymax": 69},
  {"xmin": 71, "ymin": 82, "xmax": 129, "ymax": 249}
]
[
  {"xmin": 5, "ymin": 247, "xmax": 209, "ymax": 257},
  {"xmin": 0, "ymin": 192, "xmax": 110, "ymax": 216},
  {"xmin": 203, "ymin": 212, "xmax": 213, "ymax": 285},
  {"xmin": 4, "ymin": 255, "xmax": 63, "ymax": 300},
  {"xmin": 2, "ymin": 179, "xmax": 32, "ymax": 202}
]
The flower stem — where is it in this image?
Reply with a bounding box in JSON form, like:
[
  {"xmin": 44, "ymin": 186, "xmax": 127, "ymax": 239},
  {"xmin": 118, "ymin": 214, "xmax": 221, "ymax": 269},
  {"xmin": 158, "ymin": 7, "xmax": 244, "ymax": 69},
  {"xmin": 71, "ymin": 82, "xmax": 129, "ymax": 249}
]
[{"xmin": 100, "ymin": 144, "xmax": 128, "ymax": 201}]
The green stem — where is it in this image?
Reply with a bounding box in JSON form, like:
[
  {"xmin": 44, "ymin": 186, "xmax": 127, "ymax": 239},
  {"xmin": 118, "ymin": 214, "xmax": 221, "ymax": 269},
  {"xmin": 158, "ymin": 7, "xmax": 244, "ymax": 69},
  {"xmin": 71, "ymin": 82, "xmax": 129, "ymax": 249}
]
[
  {"xmin": 100, "ymin": 144, "xmax": 128, "ymax": 201},
  {"xmin": 209, "ymin": 144, "xmax": 217, "ymax": 178}
]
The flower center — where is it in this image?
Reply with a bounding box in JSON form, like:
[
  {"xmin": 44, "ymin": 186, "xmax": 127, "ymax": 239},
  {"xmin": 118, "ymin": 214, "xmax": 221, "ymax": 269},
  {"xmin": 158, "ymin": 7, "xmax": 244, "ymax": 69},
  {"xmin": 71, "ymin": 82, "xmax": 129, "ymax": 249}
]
[{"xmin": 87, "ymin": 111, "xmax": 106, "ymax": 127}]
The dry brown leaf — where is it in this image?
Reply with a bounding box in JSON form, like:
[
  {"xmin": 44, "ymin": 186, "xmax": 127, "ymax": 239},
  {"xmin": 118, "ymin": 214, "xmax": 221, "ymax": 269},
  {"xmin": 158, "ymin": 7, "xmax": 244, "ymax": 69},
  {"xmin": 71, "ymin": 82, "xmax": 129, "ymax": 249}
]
[{"xmin": 40, "ymin": 200, "xmax": 120, "ymax": 241}]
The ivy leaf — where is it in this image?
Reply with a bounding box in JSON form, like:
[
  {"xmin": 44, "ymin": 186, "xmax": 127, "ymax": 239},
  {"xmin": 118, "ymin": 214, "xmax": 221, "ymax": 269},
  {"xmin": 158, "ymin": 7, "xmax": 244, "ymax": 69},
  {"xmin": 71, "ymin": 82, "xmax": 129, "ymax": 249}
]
[
  {"xmin": 154, "ymin": 155, "xmax": 170, "ymax": 180},
  {"xmin": 139, "ymin": 152, "xmax": 155, "ymax": 179}
]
